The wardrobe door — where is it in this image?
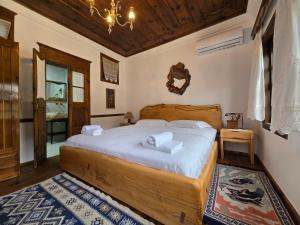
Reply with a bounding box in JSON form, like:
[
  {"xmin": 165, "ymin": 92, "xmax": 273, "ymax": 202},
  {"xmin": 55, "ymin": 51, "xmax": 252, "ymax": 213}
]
[{"xmin": 0, "ymin": 39, "xmax": 19, "ymax": 182}]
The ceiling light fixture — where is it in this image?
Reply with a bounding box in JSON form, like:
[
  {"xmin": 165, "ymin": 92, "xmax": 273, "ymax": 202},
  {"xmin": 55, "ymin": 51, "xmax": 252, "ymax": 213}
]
[{"xmin": 85, "ymin": 0, "xmax": 135, "ymax": 34}]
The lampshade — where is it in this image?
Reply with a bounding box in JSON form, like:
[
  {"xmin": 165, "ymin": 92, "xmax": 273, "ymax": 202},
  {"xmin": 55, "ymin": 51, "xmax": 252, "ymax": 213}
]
[{"xmin": 124, "ymin": 112, "xmax": 134, "ymax": 120}]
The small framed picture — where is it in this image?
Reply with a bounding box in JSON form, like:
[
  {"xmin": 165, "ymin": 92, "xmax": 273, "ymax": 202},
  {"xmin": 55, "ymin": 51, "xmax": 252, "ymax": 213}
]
[
  {"xmin": 100, "ymin": 53, "xmax": 119, "ymax": 85},
  {"xmin": 106, "ymin": 88, "xmax": 115, "ymax": 109}
]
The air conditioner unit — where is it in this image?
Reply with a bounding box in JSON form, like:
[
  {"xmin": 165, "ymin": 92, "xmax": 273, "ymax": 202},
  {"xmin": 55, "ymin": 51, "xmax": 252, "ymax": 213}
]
[{"xmin": 196, "ymin": 28, "xmax": 244, "ymax": 55}]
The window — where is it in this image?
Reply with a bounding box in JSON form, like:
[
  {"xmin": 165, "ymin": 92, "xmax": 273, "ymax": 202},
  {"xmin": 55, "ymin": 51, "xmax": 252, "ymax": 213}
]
[
  {"xmin": 262, "ymin": 16, "xmax": 274, "ymax": 130},
  {"xmin": 262, "ymin": 15, "xmax": 288, "ymax": 139},
  {"xmin": 72, "ymin": 71, "xmax": 85, "ymax": 103}
]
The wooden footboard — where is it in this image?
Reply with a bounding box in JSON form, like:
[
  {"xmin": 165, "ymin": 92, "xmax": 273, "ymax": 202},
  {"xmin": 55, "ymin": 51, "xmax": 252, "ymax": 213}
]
[{"xmin": 60, "ymin": 142, "xmax": 218, "ymax": 225}]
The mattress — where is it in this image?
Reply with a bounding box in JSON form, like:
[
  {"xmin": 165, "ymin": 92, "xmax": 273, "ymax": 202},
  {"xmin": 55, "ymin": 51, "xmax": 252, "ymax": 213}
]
[{"xmin": 64, "ymin": 125, "xmax": 217, "ymax": 179}]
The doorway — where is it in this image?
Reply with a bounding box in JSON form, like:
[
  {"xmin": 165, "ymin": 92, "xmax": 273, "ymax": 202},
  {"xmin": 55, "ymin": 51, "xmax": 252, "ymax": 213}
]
[
  {"xmin": 45, "ymin": 63, "xmax": 68, "ymax": 158},
  {"xmin": 33, "ymin": 43, "xmax": 91, "ymax": 166}
]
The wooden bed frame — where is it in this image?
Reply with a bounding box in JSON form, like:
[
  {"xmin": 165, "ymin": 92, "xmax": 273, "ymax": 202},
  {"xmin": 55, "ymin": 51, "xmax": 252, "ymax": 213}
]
[{"xmin": 60, "ymin": 104, "xmax": 222, "ymax": 225}]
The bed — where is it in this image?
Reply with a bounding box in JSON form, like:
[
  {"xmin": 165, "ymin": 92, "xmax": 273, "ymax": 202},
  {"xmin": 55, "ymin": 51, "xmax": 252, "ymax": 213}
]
[{"xmin": 60, "ymin": 104, "xmax": 222, "ymax": 225}]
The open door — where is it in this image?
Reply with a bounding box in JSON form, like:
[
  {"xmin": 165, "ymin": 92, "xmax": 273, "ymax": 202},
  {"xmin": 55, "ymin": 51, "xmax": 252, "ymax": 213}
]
[
  {"xmin": 33, "ymin": 49, "xmax": 46, "ymax": 167},
  {"xmin": 68, "ymin": 69, "xmax": 90, "ymax": 136}
]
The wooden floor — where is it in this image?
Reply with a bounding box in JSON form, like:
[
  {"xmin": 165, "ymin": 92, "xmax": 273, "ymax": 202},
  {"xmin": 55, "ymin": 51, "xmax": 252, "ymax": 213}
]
[
  {"xmin": 217, "ymin": 150, "xmax": 264, "ymax": 170},
  {"xmin": 0, "ymin": 157, "xmax": 62, "ymax": 196},
  {"xmin": 0, "ymin": 151, "xmax": 294, "ymax": 224}
]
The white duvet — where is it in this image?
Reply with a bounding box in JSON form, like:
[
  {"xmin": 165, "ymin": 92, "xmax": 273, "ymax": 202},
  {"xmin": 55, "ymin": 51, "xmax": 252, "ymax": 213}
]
[{"xmin": 64, "ymin": 125, "xmax": 217, "ymax": 179}]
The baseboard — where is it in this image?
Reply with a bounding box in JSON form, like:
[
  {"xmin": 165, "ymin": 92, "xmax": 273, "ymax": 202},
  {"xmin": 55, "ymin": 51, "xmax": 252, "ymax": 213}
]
[{"xmin": 256, "ymin": 157, "xmax": 300, "ymax": 224}]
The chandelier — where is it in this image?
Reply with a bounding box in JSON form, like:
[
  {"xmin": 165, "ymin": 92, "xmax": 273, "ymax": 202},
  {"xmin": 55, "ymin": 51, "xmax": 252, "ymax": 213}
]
[{"xmin": 85, "ymin": 0, "xmax": 135, "ymax": 34}]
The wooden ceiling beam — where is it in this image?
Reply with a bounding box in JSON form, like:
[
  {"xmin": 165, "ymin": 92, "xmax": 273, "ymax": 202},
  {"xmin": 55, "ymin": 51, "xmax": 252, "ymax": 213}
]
[
  {"xmin": 251, "ymin": 0, "xmax": 273, "ymax": 39},
  {"xmin": 12, "ymin": 0, "xmax": 248, "ymax": 57},
  {"xmin": 129, "ymin": 2, "xmax": 164, "ymax": 37},
  {"xmin": 59, "ymin": 0, "xmax": 134, "ymax": 50},
  {"xmin": 145, "ymin": 0, "xmax": 177, "ymax": 32},
  {"xmin": 81, "ymin": 0, "xmax": 148, "ymax": 50},
  {"xmin": 125, "ymin": 6, "xmax": 246, "ymax": 56},
  {"xmin": 166, "ymin": 0, "xmax": 193, "ymax": 25},
  {"xmin": 14, "ymin": 0, "xmax": 127, "ymax": 55},
  {"xmin": 183, "ymin": 0, "xmax": 206, "ymax": 23}
]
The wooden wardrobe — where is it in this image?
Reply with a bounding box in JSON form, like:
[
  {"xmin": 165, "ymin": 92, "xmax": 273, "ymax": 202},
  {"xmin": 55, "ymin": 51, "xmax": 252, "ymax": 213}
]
[{"xmin": 0, "ymin": 6, "xmax": 20, "ymax": 182}]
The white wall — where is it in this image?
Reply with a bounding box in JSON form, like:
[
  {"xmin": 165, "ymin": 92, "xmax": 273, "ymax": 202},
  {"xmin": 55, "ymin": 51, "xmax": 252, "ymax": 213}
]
[
  {"xmin": 0, "ymin": 0, "xmax": 128, "ymax": 163},
  {"xmin": 125, "ymin": 16, "xmax": 258, "ymax": 152},
  {"xmin": 256, "ymin": 127, "xmax": 300, "ymax": 213},
  {"xmin": 126, "ymin": 40, "xmax": 254, "ymax": 123}
]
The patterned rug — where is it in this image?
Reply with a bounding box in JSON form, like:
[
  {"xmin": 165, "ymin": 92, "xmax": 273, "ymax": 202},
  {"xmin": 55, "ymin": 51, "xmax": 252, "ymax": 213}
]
[
  {"xmin": 0, "ymin": 173, "xmax": 153, "ymax": 225},
  {"xmin": 203, "ymin": 164, "xmax": 295, "ymax": 225}
]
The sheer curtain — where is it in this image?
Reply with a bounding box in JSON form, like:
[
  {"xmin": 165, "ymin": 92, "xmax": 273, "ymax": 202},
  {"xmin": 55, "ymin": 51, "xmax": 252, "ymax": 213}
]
[
  {"xmin": 247, "ymin": 30, "xmax": 265, "ymax": 121},
  {"xmin": 271, "ymin": 0, "xmax": 300, "ymax": 134}
]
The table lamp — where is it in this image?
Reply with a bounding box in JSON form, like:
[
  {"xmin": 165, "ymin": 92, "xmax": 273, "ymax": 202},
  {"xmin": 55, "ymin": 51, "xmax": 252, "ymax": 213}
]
[{"xmin": 124, "ymin": 112, "xmax": 134, "ymax": 124}]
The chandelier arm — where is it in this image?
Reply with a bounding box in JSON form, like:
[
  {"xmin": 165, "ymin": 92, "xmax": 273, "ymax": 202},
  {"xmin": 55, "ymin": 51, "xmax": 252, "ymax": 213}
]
[
  {"xmin": 115, "ymin": 16, "xmax": 131, "ymax": 27},
  {"xmin": 81, "ymin": 0, "xmax": 134, "ymax": 33},
  {"xmin": 115, "ymin": 1, "xmax": 130, "ymax": 27},
  {"xmin": 79, "ymin": 0, "xmax": 106, "ymax": 19},
  {"xmin": 93, "ymin": 6, "xmax": 106, "ymax": 20}
]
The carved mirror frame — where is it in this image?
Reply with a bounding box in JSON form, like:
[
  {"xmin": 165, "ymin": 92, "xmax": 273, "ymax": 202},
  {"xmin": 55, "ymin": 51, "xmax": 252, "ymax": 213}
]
[{"xmin": 166, "ymin": 62, "xmax": 191, "ymax": 95}]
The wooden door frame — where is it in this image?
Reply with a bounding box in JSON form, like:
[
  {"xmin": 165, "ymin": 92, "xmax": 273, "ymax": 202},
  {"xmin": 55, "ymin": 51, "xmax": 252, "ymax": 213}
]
[
  {"xmin": 33, "ymin": 43, "xmax": 91, "ymax": 166},
  {"xmin": 33, "ymin": 49, "xmax": 46, "ymax": 167},
  {"xmin": 37, "ymin": 43, "xmax": 91, "ymax": 125}
]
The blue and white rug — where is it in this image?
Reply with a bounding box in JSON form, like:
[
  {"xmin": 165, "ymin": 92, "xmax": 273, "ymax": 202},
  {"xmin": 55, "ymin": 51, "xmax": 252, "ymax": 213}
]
[{"xmin": 0, "ymin": 173, "xmax": 154, "ymax": 225}]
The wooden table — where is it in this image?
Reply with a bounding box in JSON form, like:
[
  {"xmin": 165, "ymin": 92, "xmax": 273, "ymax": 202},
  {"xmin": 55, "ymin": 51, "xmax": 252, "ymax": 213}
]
[{"xmin": 220, "ymin": 128, "xmax": 254, "ymax": 165}]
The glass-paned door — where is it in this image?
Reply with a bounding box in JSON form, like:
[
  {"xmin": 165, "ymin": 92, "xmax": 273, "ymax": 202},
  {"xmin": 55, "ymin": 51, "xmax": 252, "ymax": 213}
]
[{"xmin": 68, "ymin": 70, "xmax": 90, "ymax": 136}]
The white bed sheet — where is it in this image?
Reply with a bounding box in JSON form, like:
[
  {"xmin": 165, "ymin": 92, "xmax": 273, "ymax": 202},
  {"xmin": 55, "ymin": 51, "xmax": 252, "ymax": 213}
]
[{"xmin": 64, "ymin": 125, "xmax": 217, "ymax": 179}]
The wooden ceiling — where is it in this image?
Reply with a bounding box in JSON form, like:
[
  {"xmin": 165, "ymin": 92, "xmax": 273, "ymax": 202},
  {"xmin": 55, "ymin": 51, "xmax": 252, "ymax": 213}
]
[{"xmin": 13, "ymin": 0, "xmax": 248, "ymax": 57}]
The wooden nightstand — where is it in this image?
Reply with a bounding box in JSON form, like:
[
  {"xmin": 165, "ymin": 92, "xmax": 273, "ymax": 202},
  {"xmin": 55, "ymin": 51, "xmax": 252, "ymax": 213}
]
[{"xmin": 220, "ymin": 128, "xmax": 254, "ymax": 165}]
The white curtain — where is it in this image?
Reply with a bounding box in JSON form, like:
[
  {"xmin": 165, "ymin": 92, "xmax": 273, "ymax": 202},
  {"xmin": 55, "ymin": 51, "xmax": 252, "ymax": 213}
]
[
  {"xmin": 247, "ymin": 30, "xmax": 265, "ymax": 121},
  {"xmin": 271, "ymin": 0, "xmax": 300, "ymax": 134}
]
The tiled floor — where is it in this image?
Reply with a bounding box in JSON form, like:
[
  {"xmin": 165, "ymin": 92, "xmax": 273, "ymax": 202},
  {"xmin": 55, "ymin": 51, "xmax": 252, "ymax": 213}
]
[{"xmin": 46, "ymin": 141, "xmax": 65, "ymax": 158}]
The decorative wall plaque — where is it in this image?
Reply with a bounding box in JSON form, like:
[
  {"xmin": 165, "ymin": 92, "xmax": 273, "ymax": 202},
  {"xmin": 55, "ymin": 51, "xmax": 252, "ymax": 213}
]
[
  {"xmin": 101, "ymin": 53, "xmax": 119, "ymax": 85},
  {"xmin": 106, "ymin": 88, "xmax": 115, "ymax": 109},
  {"xmin": 166, "ymin": 62, "xmax": 191, "ymax": 95}
]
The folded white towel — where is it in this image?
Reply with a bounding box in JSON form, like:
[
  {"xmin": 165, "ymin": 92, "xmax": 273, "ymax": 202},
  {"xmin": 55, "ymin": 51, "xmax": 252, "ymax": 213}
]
[
  {"xmin": 145, "ymin": 132, "xmax": 173, "ymax": 148},
  {"xmin": 142, "ymin": 140, "xmax": 183, "ymax": 154},
  {"xmin": 81, "ymin": 128, "xmax": 103, "ymax": 136},
  {"xmin": 81, "ymin": 125, "xmax": 101, "ymax": 133}
]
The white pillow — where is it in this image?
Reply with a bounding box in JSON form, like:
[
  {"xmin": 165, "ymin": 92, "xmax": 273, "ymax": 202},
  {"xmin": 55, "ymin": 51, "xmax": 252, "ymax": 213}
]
[
  {"xmin": 135, "ymin": 119, "xmax": 168, "ymax": 127},
  {"xmin": 168, "ymin": 120, "xmax": 211, "ymax": 129}
]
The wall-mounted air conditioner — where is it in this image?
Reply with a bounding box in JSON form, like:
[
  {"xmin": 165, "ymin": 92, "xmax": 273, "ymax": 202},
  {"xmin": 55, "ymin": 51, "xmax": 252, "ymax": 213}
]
[{"xmin": 196, "ymin": 28, "xmax": 244, "ymax": 55}]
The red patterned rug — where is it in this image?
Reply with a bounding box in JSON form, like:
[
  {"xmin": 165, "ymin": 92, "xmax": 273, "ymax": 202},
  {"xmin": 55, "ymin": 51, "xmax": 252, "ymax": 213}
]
[{"xmin": 203, "ymin": 164, "xmax": 295, "ymax": 225}]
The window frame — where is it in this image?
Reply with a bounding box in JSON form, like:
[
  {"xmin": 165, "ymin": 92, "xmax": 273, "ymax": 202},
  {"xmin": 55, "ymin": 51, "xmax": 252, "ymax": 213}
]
[
  {"xmin": 262, "ymin": 14, "xmax": 288, "ymax": 140},
  {"xmin": 262, "ymin": 24, "xmax": 273, "ymax": 130}
]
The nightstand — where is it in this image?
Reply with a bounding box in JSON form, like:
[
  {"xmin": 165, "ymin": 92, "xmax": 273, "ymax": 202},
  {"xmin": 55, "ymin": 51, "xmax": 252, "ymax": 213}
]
[{"xmin": 220, "ymin": 128, "xmax": 254, "ymax": 165}]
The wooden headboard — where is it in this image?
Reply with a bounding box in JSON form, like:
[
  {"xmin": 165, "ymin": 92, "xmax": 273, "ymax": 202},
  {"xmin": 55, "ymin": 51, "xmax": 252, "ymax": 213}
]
[{"xmin": 140, "ymin": 104, "xmax": 222, "ymax": 130}]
